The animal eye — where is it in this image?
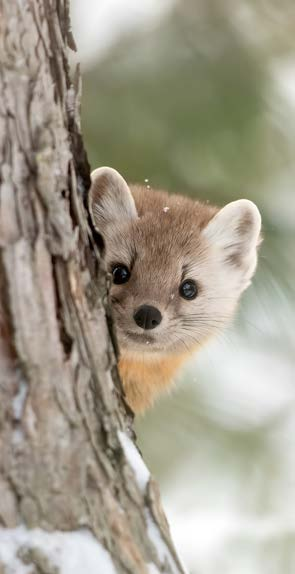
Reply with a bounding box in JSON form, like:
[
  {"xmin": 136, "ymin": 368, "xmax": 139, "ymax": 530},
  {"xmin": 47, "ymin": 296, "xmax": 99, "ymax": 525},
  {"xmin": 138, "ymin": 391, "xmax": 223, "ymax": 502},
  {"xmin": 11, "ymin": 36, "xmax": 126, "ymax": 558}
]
[
  {"xmin": 179, "ymin": 279, "xmax": 198, "ymax": 300},
  {"xmin": 112, "ymin": 264, "xmax": 130, "ymax": 285}
]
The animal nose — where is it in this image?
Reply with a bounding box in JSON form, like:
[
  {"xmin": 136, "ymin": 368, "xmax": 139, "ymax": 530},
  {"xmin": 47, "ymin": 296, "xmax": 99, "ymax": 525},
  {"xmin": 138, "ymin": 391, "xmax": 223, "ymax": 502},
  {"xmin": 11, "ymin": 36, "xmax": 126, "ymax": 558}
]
[{"xmin": 133, "ymin": 305, "xmax": 162, "ymax": 330}]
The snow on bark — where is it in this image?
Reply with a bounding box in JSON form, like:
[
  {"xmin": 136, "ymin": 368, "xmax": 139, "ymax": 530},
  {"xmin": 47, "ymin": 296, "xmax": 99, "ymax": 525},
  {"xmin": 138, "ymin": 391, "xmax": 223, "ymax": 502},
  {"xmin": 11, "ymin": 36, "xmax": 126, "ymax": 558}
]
[
  {"xmin": 147, "ymin": 564, "xmax": 162, "ymax": 574},
  {"xmin": 0, "ymin": 527, "xmax": 116, "ymax": 574},
  {"xmin": 118, "ymin": 430, "xmax": 150, "ymax": 491},
  {"xmin": 145, "ymin": 511, "xmax": 188, "ymax": 574}
]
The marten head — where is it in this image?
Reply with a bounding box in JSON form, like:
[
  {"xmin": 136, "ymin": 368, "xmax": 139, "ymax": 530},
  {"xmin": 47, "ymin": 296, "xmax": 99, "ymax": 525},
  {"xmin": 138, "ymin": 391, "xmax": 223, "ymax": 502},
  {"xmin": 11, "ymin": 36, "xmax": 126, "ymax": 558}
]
[{"xmin": 89, "ymin": 167, "xmax": 261, "ymax": 357}]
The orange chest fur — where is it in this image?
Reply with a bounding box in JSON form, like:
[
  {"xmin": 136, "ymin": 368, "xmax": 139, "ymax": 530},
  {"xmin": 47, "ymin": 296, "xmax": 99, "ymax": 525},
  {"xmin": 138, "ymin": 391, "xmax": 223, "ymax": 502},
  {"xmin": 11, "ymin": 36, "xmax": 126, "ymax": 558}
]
[{"xmin": 118, "ymin": 352, "xmax": 189, "ymax": 413}]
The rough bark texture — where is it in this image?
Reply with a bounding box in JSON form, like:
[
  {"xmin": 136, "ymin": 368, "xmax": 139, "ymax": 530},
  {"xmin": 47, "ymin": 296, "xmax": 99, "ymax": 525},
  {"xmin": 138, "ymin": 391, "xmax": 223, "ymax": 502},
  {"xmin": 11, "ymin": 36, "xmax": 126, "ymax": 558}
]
[{"xmin": 0, "ymin": 2, "xmax": 185, "ymax": 573}]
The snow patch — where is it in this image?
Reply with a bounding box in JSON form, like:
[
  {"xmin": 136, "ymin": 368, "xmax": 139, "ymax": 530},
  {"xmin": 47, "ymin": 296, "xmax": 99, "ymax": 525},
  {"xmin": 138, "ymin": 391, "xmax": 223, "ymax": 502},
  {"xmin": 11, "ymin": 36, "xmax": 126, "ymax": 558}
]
[
  {"xmin": 0, "ymin": 527, "xmax": 116, "ymax": 574},
  {"xmin": 147, "ymin": 563, "xmax": 162, "ymax": 574},
  {"xmin": 66, "ymin": 86, "xmax": 76, "ymax": 117},
  {"xmin": 12, "ymin": 379, "xmax": 27, "ymax": 420},
  {"xmin": 145, "ymin": 510, "xmax": 187, "ymax": 574},
  {"xmin": 118, "ymin": 430, "xmax": 150, "ymax": 491}
]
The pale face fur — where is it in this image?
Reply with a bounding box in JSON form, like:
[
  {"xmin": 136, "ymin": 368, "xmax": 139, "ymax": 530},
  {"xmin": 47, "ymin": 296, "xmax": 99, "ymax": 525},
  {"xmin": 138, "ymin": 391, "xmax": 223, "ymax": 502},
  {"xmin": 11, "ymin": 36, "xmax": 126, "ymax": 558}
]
[{"xmin": 89, "ymin": 167, "xmax": 261, "ymax": 361}]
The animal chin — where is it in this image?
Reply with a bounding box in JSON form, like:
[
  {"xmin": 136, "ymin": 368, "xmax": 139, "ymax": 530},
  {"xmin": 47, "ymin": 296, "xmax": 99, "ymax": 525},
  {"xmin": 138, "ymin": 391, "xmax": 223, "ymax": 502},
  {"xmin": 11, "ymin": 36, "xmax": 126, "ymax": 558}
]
[
  {"xmin": 116, "ymin": 328, "xmax": 162, "ymax": 351},
  {"xmin": 125, "ymin": 330, "xmax": 155, "ymax": 344}
]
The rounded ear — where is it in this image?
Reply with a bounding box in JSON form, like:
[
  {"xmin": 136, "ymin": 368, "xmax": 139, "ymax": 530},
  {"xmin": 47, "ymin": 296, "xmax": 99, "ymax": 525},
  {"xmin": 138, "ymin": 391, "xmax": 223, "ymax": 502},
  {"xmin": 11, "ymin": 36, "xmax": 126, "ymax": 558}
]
[
  {"xmin": 203, "ymin": 199, "xmax": 262, "ymax": 287},
  {"xmin": 89, "ymin": 167, "xmax": 138, "ymax": 237}
]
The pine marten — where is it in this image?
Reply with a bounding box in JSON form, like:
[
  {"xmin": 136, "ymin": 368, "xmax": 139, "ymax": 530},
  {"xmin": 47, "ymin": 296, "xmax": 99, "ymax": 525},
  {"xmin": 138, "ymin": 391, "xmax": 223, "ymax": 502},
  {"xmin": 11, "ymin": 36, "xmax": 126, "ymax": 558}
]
[{"xmin": 89, "ymin": 167, "xmax": 261, "ymax": 414}]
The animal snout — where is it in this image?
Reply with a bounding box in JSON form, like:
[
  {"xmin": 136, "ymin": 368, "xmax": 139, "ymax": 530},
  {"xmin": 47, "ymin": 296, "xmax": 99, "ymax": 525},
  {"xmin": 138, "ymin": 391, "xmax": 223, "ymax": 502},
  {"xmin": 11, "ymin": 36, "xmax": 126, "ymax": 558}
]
[{"xmin": 133, "ymin": 305, "xmax": 162, "ymax": 330}]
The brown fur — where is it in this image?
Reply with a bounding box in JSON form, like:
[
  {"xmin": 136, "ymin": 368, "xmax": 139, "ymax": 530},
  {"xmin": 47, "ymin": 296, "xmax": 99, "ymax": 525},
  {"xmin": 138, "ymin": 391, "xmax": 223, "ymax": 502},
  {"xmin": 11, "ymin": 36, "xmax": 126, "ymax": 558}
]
[{"xmin": 90, "ymin": 168, "xmax": 261, "ymax": 414}]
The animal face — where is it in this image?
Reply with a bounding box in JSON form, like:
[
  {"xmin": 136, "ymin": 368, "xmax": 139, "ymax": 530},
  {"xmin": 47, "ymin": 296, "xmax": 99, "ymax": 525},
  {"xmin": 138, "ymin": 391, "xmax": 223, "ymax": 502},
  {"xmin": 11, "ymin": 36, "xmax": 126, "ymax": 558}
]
[{"xmin": 90, "ymin": 167, "xmax": 261, "ymax": 357}]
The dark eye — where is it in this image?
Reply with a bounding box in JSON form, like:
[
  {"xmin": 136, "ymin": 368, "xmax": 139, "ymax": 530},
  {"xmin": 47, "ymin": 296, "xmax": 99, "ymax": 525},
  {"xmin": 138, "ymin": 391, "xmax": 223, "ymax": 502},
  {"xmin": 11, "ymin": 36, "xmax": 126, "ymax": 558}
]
[
  {"xmin": 179, "ymin": 279, "xmax": 198, "ymax": 300},
  {"xmin": 112, "ymin": 264, "xmax": 130, "ymax": 285}
]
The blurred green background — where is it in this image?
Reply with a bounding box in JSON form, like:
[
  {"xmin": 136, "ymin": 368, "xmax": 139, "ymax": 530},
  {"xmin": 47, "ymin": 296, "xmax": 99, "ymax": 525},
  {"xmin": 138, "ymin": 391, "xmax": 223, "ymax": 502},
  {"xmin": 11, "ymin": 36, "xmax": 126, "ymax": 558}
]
[{"xmin": 72, "ymin": 1, "xmax": 295, "ymax": 572}]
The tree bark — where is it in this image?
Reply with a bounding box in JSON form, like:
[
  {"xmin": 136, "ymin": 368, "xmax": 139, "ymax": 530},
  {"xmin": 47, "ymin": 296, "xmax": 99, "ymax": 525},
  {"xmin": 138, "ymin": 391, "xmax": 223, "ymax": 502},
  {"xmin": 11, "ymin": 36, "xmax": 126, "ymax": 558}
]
[{"xmin": 0, "ymin": 2, "xmax": 186, "ymax": 573}]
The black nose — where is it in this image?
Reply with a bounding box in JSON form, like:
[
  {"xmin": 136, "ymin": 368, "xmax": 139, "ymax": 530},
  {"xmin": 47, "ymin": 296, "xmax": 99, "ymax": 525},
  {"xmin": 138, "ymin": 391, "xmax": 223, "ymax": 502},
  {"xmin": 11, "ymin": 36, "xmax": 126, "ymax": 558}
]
[{"xmin": 133, "ymin": 305, "xmax": 162, "ymax": 330}]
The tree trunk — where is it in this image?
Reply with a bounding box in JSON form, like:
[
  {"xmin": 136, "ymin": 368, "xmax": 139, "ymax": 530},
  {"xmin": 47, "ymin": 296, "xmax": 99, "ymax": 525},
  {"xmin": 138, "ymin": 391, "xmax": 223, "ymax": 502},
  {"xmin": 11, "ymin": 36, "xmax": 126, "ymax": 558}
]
[{"xmin": 0, "ymin": 2, "xmax": 186, "ymax": 573}]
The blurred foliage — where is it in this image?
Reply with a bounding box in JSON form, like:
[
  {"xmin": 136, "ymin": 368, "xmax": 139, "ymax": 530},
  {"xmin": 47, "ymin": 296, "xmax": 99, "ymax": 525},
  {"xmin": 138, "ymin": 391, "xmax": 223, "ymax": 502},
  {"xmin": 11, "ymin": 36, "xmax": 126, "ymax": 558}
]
[{"xmin": 82, "ymin": 0, "xmax": 295, "ymax": 207}]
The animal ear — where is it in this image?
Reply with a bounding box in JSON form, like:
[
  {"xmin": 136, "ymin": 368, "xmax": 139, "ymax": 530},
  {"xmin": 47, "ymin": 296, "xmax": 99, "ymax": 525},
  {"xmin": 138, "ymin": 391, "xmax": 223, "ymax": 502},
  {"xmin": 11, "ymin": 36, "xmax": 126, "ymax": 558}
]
[
  {"xmin": 203, "ymin": 199, "xmax": 262, "ymax": 288},
  {"xmin": 89, "ymin": 167, "xmax": 137, "ymax": 237}
]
